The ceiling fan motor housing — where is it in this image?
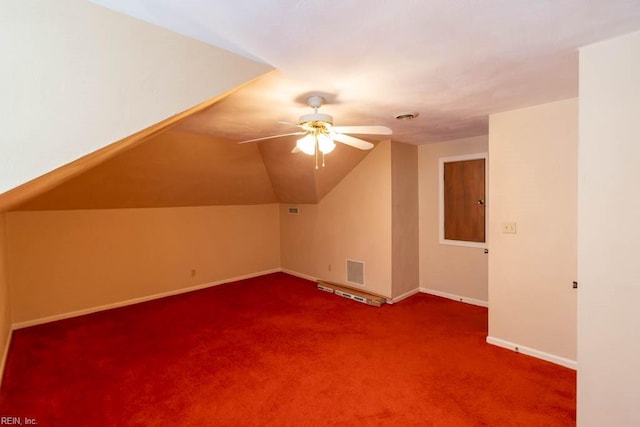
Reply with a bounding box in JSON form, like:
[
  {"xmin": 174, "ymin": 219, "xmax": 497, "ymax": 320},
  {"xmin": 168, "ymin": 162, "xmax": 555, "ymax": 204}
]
[
  {"xmin": 299, "ymin": 95, "xmax": 333, "ymax": 130},
  {"xmin": 299, "ymin": 113, "xmax": 333, "ymax": 127}
]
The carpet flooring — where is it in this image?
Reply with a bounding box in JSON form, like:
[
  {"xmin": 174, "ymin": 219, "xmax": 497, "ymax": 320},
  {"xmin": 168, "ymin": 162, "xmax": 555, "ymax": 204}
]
[{"xmin": 0, "ymin": 273, "xmax": 575, "ymax": 426}]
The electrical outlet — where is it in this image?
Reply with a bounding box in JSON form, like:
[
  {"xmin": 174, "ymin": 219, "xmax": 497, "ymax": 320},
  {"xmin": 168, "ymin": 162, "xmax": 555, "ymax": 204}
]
[{"xmin": 502, "ymin": 222, "xmax": 517, "ymax": 234}]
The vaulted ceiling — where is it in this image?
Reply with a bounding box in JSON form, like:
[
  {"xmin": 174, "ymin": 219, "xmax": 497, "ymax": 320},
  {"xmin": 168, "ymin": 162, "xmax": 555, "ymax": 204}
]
[
  {"xmin": 13, "ymin": 1, "xmax": 640, "ymax": 210},
  {"xmin": 14, "ymin": 129, "xmax": 374, "ymax": 210}
]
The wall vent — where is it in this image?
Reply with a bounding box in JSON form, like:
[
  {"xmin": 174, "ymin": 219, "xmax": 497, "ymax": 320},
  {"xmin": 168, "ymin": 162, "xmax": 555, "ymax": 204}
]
[
  {"xmin": 346, "ymin": 259, "xmax": 365, "ymax": 286},
  {"xmin": 287, "ymin": 207, "xmax": 299, "ymax": 214}
]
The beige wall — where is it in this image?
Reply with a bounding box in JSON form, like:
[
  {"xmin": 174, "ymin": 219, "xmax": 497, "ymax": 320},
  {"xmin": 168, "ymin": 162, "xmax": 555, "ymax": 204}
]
[
  {"xmin": 0, "ymin": 213, "xmax": 11, "ymax": 384},
  {"xmin": 280, "ymin": 141, "xmax": 393, "ymax": 297},
  {"xmin": 391, "ymin": 142, "xmax": 419, "ymax": 298},
  {"xmin": 578, "ymin": 31, "xmax": 640, "ymax": 426},
  {"xmin": 418, "ymin": 136, "xmax": 488, "ymax": 302},
  {"xmin": 6, "ymin": 205, "xmax": 280, "ymax": 324},
  {"xmin": 0, "ymin": 0, "xmax": 271, "ymax": 194},
  {"xmin": 488, "ymin": 98, "xmax": 577, "ymax": 362}
]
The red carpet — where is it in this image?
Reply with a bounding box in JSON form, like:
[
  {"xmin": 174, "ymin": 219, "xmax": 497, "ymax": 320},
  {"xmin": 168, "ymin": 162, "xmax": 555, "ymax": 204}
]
[{"xmin": 0, "ymin": 273, "xmax": 575, "ymax": 426}]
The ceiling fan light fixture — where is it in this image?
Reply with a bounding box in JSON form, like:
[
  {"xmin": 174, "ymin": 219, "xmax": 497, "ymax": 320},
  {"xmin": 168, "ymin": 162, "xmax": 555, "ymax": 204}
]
[
  {"xmin": 297, "ymin": 132, "xmax": 336, "ymax": 156},
  {"xmin": 317, "ymin": 132, "xmax": 335, "ymax": 154},
  {"xmin": 296, "ymin": 134, "xmax": 316, "ymax": 155}
]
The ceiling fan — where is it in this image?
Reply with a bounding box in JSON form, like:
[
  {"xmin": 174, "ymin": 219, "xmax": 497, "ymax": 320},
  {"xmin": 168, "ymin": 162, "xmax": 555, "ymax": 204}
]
[{"xmin": 238, "ymin": 95, "xmax": 393, "ymax": 168}]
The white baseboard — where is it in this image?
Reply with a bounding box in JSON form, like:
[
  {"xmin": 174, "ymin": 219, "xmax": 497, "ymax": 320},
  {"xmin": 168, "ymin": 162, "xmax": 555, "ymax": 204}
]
[
  {"xmin": 391, "ymin": 288, "xmax": 421, "ymax": 303},
  {"xmin": 0, "ymin": 328, "xmax": 13, "ymax": 388},
  {"xmin": 280, "ymin": 269, "xmax": 318, "ymax": 282},
  {"xmin": 420, "ymin": 287, "xmax": 488, "ymax": 308},
  {"xmin": 486, "ymin": 336, "xmax": 577, "ymax": 370},
  {"xmin": 12, "ymin": 268, "xmax": 281, "ymax": 330}
]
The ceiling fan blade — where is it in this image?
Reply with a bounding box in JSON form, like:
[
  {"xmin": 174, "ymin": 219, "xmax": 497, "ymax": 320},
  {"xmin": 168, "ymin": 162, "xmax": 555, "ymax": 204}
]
[
  {"xmin": 238, "ymin": 131, "xmax": 305, "ymax": 144},
  {"xmin": 278, "ymin": 121, "xmax": 299, "ymax": 127},
  {"xmin": 332, "ymin": 133, "xmax": 375, "ymax": 150},
  {"xmin": 331, "ymin": 125, "xmax": 393, "ymax": 135},
  {"xmin": 291, "ymin": 145, "xmax": 301, "ymax": 154}
]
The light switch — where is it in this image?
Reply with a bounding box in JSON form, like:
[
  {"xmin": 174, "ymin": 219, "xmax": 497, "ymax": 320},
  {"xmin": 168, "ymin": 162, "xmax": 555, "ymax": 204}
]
[{"xmin": 502, "ymin": 222, "xmax": 517, "ymax": 234}]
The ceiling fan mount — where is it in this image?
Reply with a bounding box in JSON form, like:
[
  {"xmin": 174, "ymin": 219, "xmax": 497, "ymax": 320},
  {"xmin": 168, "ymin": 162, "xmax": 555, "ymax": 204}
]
[
  {"xmin": 298, "ymin": 96, "xmax": 333, "ymax": 129},
  {"xmin": 305, "ymin": 95, "xmax": 325, "ymax": 110}
]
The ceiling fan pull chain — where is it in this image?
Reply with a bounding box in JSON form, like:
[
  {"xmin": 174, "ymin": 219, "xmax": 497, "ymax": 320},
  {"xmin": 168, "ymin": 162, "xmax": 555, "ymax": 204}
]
[
  {"xmin": 315, "ymin": 139, "xmax": 319, "ymax": 170},
  {"xmin": 322, "ymin": 151, "xmax": 326, "ymax": 168}
]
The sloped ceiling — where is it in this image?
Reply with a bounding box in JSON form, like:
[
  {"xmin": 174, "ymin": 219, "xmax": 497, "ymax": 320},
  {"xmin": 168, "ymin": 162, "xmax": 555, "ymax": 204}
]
[{"xmin": 13, "ymin": 129, "xmax": 372, "ymax": 210}]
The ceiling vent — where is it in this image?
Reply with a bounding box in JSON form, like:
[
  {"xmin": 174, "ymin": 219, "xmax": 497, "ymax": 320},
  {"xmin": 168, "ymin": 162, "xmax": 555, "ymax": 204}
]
[{"xmin": 394, "ymin": 112, "xmax": 419, "ymax": 120}]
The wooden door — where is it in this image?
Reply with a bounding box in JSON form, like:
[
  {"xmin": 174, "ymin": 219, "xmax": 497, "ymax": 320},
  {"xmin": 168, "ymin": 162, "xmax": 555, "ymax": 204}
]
[{"xmin": 444, "ymin": 159, "xmax": 485, "ymax": 242}]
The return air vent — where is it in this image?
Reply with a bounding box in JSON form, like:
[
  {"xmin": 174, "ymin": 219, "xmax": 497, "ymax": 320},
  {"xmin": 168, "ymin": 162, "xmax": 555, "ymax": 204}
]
[
  {"xmin": 346, "ymin": 259, "xmax": 365, "ymax": 286},
  {"xmin": 287, "ymin": 207, "xmax": 299, "ymax": 214}
]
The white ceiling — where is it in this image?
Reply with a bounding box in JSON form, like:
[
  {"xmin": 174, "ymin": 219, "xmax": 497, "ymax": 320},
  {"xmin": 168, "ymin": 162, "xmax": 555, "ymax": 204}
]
[{"xmin": 90, "ymin": 0, "xmax": 640, "ymax": 144}]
